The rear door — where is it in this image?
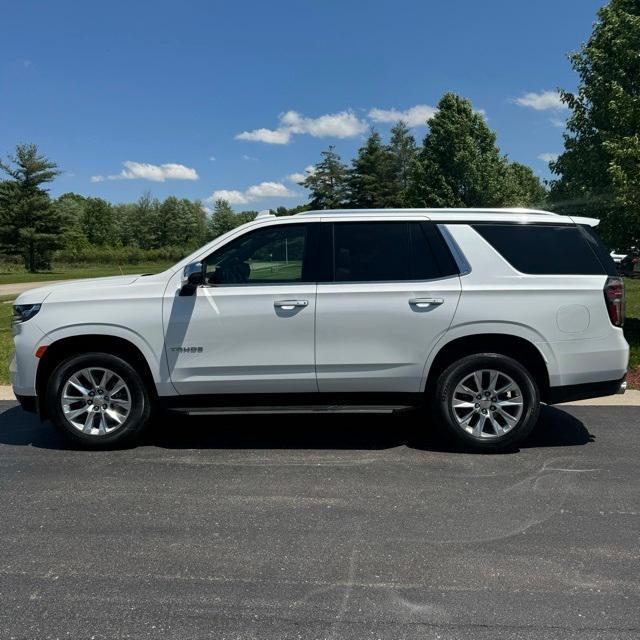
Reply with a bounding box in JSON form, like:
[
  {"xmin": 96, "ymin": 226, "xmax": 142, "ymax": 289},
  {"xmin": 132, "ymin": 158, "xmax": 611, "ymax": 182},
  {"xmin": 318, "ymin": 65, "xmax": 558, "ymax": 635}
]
[{"xmin": 315, "ymin": 220, "xmax": 461, "ymax": 393}]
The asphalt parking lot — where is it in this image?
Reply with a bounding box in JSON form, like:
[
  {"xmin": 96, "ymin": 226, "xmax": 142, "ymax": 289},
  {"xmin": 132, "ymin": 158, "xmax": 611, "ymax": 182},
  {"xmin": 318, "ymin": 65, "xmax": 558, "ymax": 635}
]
[{"xmin": 0, "ymin": 401, "xmax": 639, "ymax": 640}]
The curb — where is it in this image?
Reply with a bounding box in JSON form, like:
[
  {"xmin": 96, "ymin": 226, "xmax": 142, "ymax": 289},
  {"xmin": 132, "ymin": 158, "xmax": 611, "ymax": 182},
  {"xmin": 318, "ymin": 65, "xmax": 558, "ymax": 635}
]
[{"xmin": 1, "ymin": 386, "xmax": 639, "ymax": 406}]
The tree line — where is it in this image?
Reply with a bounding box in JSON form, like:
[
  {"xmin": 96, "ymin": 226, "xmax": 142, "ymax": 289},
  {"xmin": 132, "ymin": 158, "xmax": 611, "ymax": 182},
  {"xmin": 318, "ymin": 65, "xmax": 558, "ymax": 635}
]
[
  {"xmin": 302, "ymin": 93, "xmax": 546, "ymax": 211},
  {"xmin": 0, "ymin": 0, "xmax": 637, "ymax": 272}
]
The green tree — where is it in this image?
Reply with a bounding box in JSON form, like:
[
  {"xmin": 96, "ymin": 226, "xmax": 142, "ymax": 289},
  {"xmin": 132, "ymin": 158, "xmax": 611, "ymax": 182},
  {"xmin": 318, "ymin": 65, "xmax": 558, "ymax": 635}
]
[
  {"xmin": 272, "ymin": 204, "xmax": 309, "ymax": 217},
  {"xmin": 112, "ymin": 203, "xmax": 138, "ymax": 246},
  {"xmin": 407, "ymin": 93, "xmax": 508, "ymax": 208},
  {"xmin": 549, "ymin": 0, "xmax": 640, "ymax": 249},
  {"xmin": 389, "ymin": 121, "xmax": 418, "ymax": 206},
  {"xmin": 153, "ymin": 197, "xmax": 207, "ymax": 248},
  {"xmin": 0, "ymin": 144, "xmax": 67, "ymax": 271},
  {"xmin": 82, "ymin": 197, "xmax": 116, "ymax": 246},
  {"xmin": 208, "ymin": 199, "xmax": 238, "ymax": 238},
  {"xmin": 53, "ymin": 194, "xmax": 91, "ymax": 256},
  {"xmin": 503, "ymin": 162, "xmax": 547, "ymax": 207},
  {"xmin": 303, "ymin": 146, "xmax": 348, "ymax": 209},
  {"xmin": 348, "ymin": 129, "xmax": 396, "ymax": 208},
  {"xmin": 130, "ymin": 192, "xmax": 160, "ymax": 249}
]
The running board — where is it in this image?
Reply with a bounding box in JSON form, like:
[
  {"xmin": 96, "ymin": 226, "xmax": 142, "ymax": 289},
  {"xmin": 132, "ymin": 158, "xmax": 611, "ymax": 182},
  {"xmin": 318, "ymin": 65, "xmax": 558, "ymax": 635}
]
[{"xmin": 169, "ymin": 405, "xmax": 413, "ymax": 416}]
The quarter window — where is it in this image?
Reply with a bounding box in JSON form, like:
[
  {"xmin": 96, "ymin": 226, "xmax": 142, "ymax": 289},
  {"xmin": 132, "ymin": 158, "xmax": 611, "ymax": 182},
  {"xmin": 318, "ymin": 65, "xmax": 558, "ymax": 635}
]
[{"xmin": 472, "ymin": 224, "xmax": 607, "ymax": 275}]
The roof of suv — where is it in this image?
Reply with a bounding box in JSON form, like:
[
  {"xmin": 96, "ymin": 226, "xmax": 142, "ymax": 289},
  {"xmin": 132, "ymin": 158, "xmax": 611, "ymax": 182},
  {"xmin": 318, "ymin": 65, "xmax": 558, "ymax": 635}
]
[{"xmin": 294, "ymin": 208, "xmax": 596, "ymax": 226}]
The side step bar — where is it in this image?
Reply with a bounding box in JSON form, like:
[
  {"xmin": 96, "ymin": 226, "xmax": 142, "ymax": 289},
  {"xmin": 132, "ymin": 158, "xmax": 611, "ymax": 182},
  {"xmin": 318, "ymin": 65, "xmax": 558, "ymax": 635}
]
[{"xmin": 169, "ymin": 405, "xmax": 414, "ymax": 416}]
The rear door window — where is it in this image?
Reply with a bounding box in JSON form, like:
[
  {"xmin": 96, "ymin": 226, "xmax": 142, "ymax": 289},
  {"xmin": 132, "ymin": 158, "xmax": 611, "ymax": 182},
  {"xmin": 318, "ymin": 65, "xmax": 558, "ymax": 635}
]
[
  {"xmin": 333, "ymin": 222, "xmax": 410, "ymax": 282},
  {"xmin": 472, "ymin": 224, "xmax": 608, "ymax": 275}
]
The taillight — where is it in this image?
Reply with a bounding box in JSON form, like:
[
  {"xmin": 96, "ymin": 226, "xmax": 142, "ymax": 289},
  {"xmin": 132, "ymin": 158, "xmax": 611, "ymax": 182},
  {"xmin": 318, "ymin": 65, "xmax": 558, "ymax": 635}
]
[{"xmin": 604, "ymin": 276, "xmax": 625, "ymax": 327}]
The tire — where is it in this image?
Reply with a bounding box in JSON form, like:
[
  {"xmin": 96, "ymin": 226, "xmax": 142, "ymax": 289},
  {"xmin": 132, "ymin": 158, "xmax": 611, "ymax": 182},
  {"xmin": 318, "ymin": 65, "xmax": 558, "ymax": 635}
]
[
  {"xmin": 46, "ymin": 352, "xmax": 152, "ymax": 448},
  {"xmin": 434, "ymin": 353, "xmax": 540, "ymax": 452}
]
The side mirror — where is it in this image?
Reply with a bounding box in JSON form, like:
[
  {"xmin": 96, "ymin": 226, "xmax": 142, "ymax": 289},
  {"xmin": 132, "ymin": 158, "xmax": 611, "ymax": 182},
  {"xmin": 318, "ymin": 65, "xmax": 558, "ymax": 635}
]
[{"xmin": 180, "ymin": 262, "xmax": 203, "ymax": 295}]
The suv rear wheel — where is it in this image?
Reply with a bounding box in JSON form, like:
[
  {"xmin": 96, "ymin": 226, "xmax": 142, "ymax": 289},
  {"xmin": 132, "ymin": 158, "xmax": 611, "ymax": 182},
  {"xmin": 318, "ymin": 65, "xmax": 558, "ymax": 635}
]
[
  {"xmin": 46, "ymin": 352, "xmax": 151, "ymax": 448},
  {"xmin": 434, "ymin": 353, "xmax": 540, "ymax": 452}
]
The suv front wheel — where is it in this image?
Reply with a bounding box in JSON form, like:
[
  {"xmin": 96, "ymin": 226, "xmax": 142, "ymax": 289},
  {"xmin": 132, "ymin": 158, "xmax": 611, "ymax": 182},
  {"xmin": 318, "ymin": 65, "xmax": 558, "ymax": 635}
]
[
  {"xmin": 46, "ymin": 352, "xmax": 151, "ymax": 448},
  {"xmin": 435, "ymin": 353, "xmax": 540, "ymax": 452}
]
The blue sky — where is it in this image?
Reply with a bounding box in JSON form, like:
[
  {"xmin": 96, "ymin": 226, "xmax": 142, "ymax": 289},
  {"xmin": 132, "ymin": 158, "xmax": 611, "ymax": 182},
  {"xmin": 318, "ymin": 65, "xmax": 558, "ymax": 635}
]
[{"xmin": 1, "ymin": 0, "xmax": 604, "ymax": 210}]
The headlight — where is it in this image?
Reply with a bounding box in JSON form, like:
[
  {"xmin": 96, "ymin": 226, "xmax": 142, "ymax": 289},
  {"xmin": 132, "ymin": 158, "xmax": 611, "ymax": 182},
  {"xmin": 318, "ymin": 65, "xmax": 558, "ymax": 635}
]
[{"xmin": 12, "ymin": 304, "xmax": 41, "ymax": 324}]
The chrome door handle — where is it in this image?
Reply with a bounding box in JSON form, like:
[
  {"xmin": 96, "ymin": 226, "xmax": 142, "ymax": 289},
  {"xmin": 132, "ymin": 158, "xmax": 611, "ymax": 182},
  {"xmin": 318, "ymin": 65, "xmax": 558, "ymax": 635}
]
[
  {"xmin": 274, "ymin": 299, "xmax": 309, "ymax": 310},
  {"xmin": 409, "ymin": 297, "xmax": 444, "ymax": 307}
]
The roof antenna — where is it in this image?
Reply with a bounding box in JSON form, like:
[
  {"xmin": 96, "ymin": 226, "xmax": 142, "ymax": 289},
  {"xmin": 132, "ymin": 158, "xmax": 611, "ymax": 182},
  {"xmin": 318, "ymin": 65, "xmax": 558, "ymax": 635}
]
[{"xmin": 256, "ymin": 209, "xmax": 275, "ymax": 219}]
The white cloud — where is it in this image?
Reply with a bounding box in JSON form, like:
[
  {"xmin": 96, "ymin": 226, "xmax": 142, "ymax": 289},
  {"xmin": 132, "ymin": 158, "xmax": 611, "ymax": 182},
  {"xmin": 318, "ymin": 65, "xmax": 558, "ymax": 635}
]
[
  {"xmin": 287, "ymin": 172, "xmax": 306, "ymax": 184},
  {"xmin": 209, "ymin": 155, "xmax": 216, "ymax": 161},
  {"xmin": 235, "ymin": 110, "xmax": 367, "ymax": 144},
  {"xmin": 538, "ymin": 152, "xmax": 559, "ymax": 163},
  {"xmin": 236, "ymin": 127, "xmax": 292, "ymax": 144},
  {"xmin": 242, "ymin": 154, "xmax": 258, "ymax": 161},
  {"xmin": 368, "ymin": 104, "xmax": 437, "ymax": 127},
  {"xmin": 91, "ymin": 161, "xmax": 199, "ymax": 183},
  {"xmin": 514, "ymin": 90, "xmax": 567, "ymax": 111},
  {"xmin": 209, "ymin": 181, "xmax": 296, "ymax": 205},
  {"xmin": 281, "ymin": 110, "xmax": 367, "ymax": 138},
  {"xmin": 210, "ymin": 189, "xmax": 251, "ymax": 205},
  {"xmin": 550, "ymin": 117, "xmax": 566, "ymax": 128},
  {"xmin": 286, "ymin": 165, "xmax": 315, "ymax": 184}
]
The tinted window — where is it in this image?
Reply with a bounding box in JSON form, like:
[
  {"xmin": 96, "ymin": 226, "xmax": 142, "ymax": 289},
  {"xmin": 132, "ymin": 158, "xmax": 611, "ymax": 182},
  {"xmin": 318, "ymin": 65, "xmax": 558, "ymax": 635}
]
[
  {"xmin": 204, "ymin": 224, "xmax": 309, "ymax": 284},
  {"xmin": 473, "ymin": 224, "xmax": 606, "ymax": 275},
  {"xmin": 579, "ymin": 225, "xmax": 618, "ymax": 277},
  {"xmin": 410, "ymin": 223, "xmax": 442, "ymax": 280},
  {"xmin": 331, "ymin": 222, "xmax": 449, "ymax": 282},
  {"xmin": 334, "ymin": 222, "xmax": 410, "ymax": 282}
]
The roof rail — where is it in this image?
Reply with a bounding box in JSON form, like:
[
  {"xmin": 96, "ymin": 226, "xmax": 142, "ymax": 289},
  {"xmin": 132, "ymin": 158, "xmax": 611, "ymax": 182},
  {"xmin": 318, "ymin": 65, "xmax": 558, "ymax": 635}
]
[{"xmin": 296, "ymin": 207, "xmax": 559, "ymax": 216}]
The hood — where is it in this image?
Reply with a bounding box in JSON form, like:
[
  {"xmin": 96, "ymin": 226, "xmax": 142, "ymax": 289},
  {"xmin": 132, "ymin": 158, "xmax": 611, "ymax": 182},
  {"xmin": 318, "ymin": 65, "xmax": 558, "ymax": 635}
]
[{"xmin": 14, "ymin": 274, "xmax": 144, "ymax": 305}]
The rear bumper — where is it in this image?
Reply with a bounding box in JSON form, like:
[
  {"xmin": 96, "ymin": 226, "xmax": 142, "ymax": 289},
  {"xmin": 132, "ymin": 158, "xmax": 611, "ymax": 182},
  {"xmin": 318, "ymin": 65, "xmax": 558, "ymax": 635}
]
[{"xmin": 547, "ymin": 376, "xmax": 626, "ymax": 405}]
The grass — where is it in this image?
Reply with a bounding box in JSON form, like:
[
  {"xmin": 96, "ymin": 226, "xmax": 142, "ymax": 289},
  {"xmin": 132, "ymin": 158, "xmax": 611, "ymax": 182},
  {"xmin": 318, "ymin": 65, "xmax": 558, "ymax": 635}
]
[
  {"xmin": 0, "ymin": 262, "xmax": 172, "ymax": 286},
  {"xmin": 624, "ymin": 278, "xmax": 640, "ymax": 372},
  {"xmin": 0, "ymin": 295, "xmax": 14, "ymax": 384},
  {"xmin": 1, "ymin": 274, "xmax": 639, "ymax": 387}
]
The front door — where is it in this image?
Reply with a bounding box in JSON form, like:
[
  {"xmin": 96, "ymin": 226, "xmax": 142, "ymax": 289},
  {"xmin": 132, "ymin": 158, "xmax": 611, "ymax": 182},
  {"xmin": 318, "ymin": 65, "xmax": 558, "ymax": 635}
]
[
  {"xmin": 164, "ymin": 222, "xmax": 318, "ymax": 395},
  {"xmin": 315, "ymin": 220, "xmax": 461, "ymax": 393}
]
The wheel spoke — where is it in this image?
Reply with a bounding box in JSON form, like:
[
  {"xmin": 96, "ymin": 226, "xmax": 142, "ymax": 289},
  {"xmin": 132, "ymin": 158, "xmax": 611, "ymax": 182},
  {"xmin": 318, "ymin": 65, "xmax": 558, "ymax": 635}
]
[
  {"xmin": 488, "ymin": 370, "xmax": 499, "ymax": 394},
  {"xmin": 496, "ymin": 407, "xmax": 519, "ymax": 424},
  {"xmin": 488, "ymin": 413, "xmax": 505, "ymax": 435},
  {"xmin": 98, "ymin": 412, "xmax": 108, "ymax": 435},
  {"xmin": 110, "ymin": 382, "xmax": 126, "ymax": 397},
  {"xmin": 497, "ymin": 399, "xmax": 523, "ymax": 408},
  {"xmin": 67, "ymin": 375, "xmax": 90, "ymax": 396},
  {"xmin": 495, "ymin": 381, "xmax": 514, "ymax": 395},
  {"xmin": 473, "ymin": 414, "xmax": 487, "ymax": 436},
  {"xmin": 452, "ymin": 398, "xmax": 475, "ymax": 409},
  {"xmin": 473, "ymin": 371, "xmax": 483, "ymax": 393},
  {"xmin": 105, "ymin": 408, "xmax": 123, "ymax": 425},
  {"xmin": 96, "ymin": 369, "xmax": 107, "ymax": 390},
  {"xmin": 64, "ymin": 406, "xmax": 88, "ymax": 421},
  {"xmin": 82, "ymin": 411, "xmax": 95, "ymax": 433},
  {"xmin": 81, "ymin": 368, "xmax": 98, "ymax": 389},
  {"xmin": 458, "ymin": 382, "xmax": 477, "ymax": 396}
]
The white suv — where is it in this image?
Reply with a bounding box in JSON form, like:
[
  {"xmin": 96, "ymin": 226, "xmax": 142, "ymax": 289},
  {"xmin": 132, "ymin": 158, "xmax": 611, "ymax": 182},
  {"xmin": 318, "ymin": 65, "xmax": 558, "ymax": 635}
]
[{"xmin": 10, "ymin": 208, "xmax": 629, "ymax": 451}]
